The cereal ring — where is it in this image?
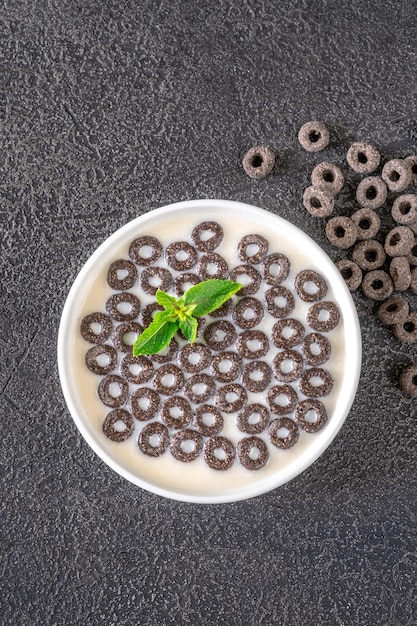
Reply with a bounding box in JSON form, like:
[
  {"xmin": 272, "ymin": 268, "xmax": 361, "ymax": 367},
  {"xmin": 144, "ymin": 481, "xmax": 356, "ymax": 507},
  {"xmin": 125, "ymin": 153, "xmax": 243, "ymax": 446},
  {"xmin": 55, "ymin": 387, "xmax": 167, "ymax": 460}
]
[
  {"xmin": 268, "ymin": 417, "xmax": 299, "ymax": 449},
  {"xmin": 191, "ymin": 221, "xmax": 224, "ymax": 252},
  {"xmin": 237, "ymin": 436, "xmax": 269, "ymax": 471},
  {"xmin": 80, "ymin": 312, "xmax": 113, "ymax": 344},
  {"xmin": 356, "ymin": 177, "xmax": 387, "ymax": 209},
  {"xmin": 138, "ymin": 422, "xmax": 169, "ymax": 457},
  {"xmin": 103, "ymin": 409, "xmax": 134, "ymax": 442},
  {"xmin": 120, "ymin": 354, "xmax": 154, "ymax": 384},
  {"xmin": 381, "ymin": 159, "xmax": 412, "ymax": 193},
  {"xmin": 237, "ymin": 234, "xmax": 269, "ymax": 264},
  {"xmin": 129, "ymin": 236, "xmax": 162, "ymax": 266},
  {"xmin": 211, "ymin": 351, "xmax": 242, "ymax": 383},
  {"xmin": 170, "ymin": 429, "xmax": 203, "ymax": 463},
  {"xmin": 98, "ymin": 374, "xmax": 129, "ymax": 408},
  {"xmin": 404, "ymin": 155, "xmax": 417, "ymax": 185},
  {"xmin": 242, "ymin": 360, "xmax": 272, "ymax": 391},
  {"xmin": 325, "ymin": 216, "xmax": 357, "ymax": 249},
  {"xmin": 204, "ymin": 436, "xmax": 235, "ymax": 471},
  {"xmin": 229, "ymin": 264, "xmax": 261, "ymax": 296},
  {"xmin": 361, "ymin": 270, "xmax": 393, "ymax": 301},
  {"xmin": 377, "ymin": 296, "xmax": 409, "ymax": 326},
  {"xmin": 267, "ymin": 384, "xmax": 298, "ymax": 415},
  {"xmin": 299, "ymin": 367, "xmax": 334, "ymax": 397},
  {"xmin": 161, "ymin": 397, "xmax": 193, "ymax": 429},
  {"xmin": 310, "ymin": 162, "xmax": 344, "ymax": 193},
  {"xmin": 393, "ymin": 313, "xmax": 417, "ymax": 343},
  {"xmin": 265, "ymin": 286, "xmax": 295, "ymax": 319},
  {"xmin": 204, "ymin": 320, "xmax": 236, "ymax": 351},
  {"xmin": 294, "ymin": 270, "xmax": 328, "ymax": 302},
  {"xmin": 152, "ymin": 338, "xmax": 179, "ymax": 363},
  {"xmin": 111, "ymin": 321, "xmax": 143, "ymax": 353},
  {"xmin": 85, "ymin": 344, "xmax": 117, "ymax": 375},
  {"xmin": 302, "ymin": 185, "xmax": 334, "ymax": 218},
  {"xmin": 197, "ymin": 253, "xmax": 229, "ymax": 280},
  {"xmin": 194, "ymin": 405, "xmax": 224, "ymax": 437},
  {"xmin": 140, "ymin": 302, "xmax": 163, "ymax": 327},
  {"xmin": 352, "ymin": 240, "xmax": 386, "ymax": 271},
  {"xmin": 174, "ymin": 272, "xmax": 201, "ymax": 296},
  {"xmin": 335, "ymin": 258, "xmax": 363, "ymax": 291},
  {"xmin": 129, "ymin": 387, "xmax": 160, "ymax": 421},
  {"xmin": 139, "ymin": 266, "xmax": 173, "ymax": 295},
  {"xmin": 236, "ymin": 330, "xmax": 269, "ymax": 359},
  {"xmin": 411, "ymin": 267, "xmax": 417, "ymax": 293},
  {"xmin": 184, "ymin": 373, "xmax": 216, "ymax": 404},
  {"xmin": 236, "ymin": 404, "xmax": 270, "ymax": 435},
  {"xmin": 178, "ymin": 343, "xmax": 211, "ymax": 373},
  {"xmin": 153, "ymin": 364, "xmax": 184, "ymax": 396},
  {"xmin": 298, "ymin": 121, "xmax": 330, "ymax": 152},
  {"xmin": 232, "ymin": 296, "xmax": 264, "ymax": 329},
  {"xmin": 346, "ymin": 142, "xmax": 381, "ymax": 174},
  {"xmin": 106, "ymin": 292, "xmax": 141, "ymax": 322},
  {"xmin": 242, "ymin": 146, "xmax": 275, "ymax": 179},
  {"xmin": 301, "ymin": 333, "xmax": 331, "ymax": 366},
  {"xmin": 272, "ymin": 319, "xmax": 305, "ymax": 349},
  {"xmin": 165, "ymin": 241, "xmax": 198, "ymax": 271},
  {"xmin": 107, "ymin": 259, "xmax": 138, "ymax": 291},
  {"xmin": 408, "ymin": 241, "xmax": 417, "ymax": 266},
  {"xmin": 295, "ymin": 399, "xmax": 328, "ymax": 433},
  {"xmin": 262, "ymin": 253, "xmax": 291, "ymax": 285},
  {"xmin": 391, "ymin": 195, "xmax": 417, "ymax": 225},
  {"xmin": 209, "ymin": 299, "xmax": 233, "ymax": 318},
  {"xmin": 351, "ymin": 208, "xmax": 381, "ymax": 241},
  {"xmin": 389, "ymin": 257, "xmax": 411, "ymax": 291},
  {"xmin": 384, "ymin": 226, "xmax": 414, "ymax": 257},
  {"xmin": 273, "ymin": 349, "xmax": 303, "ymax": 383},
  {"xmin": 399, "ymin": 364, "xmax": 417, "ymax": 397},
  {"xmin": 215, "ymin": 383, "xmax": 248, "ymax": 413}
]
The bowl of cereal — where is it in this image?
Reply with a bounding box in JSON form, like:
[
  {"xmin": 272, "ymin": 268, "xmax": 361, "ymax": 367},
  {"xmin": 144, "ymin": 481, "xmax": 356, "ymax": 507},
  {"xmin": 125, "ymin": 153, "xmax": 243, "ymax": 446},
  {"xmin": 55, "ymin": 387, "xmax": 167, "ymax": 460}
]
[{"xmin": 58, "ymin": 199, "xmax": 362, "ymax": 503}]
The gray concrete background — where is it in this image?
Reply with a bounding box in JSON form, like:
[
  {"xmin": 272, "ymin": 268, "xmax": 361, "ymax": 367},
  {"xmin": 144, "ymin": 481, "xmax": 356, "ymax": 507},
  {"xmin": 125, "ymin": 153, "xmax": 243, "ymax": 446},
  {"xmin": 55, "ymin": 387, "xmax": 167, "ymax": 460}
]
[{"xmin": 1, "ymin": 1, "xmax": 416, "ymax": 624}]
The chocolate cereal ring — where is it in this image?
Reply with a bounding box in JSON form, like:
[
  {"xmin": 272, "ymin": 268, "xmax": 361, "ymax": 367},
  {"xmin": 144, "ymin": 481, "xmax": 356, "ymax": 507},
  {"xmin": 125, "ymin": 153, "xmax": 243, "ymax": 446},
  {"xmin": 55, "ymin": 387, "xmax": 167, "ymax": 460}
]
[
  {"xmin": 236, "ymin": 404, "xmax": 270, "ymax": 435},
  {"xmin": 237, "ymin": 436, "xmax": 269, "ymax": 471},
  {"xmin": 399, "ymin": 364, "xmax": 417, "ymax": 397},
  {"xmin": 351, "ymin": 208, "xmax": 381, "ymax": 241},
  {"xmin": 106, "ymin": 292, "xmax": 141, "ymax": 322},
  {"xmin": 335, "ymin": 259, "xmax": 363, "ymax": 291},
  {"xmin": 178, "ymin": 343, "xmax": 211, "ymax": 373},
  {"xmin": 209, "ymin": 299, "xmax": 233, "ymax": 318},
  {"xmin": 107, "ymin": 259, "xmax": 138, "ymax": 291},
  {"xmin": 272, "ymin": 319, "xmax": 305, "ymax": 349},
  {"xmin": 268, "ymin": 417, "xmax": 299, "ymax": 449},
  {"xmin": 298, "ymin": 121, "xmax": 329, "ymax": 152},
  {"xmin": 352, "ymin": 240, "xmax": 386, "ymax": 271},
  {"xmin": 232, "ymin": 296, "xmax": 264, "ymax": 328},
  {"xmin": 393, "ymin": 313, "xmax": 417, "ymax": 343},
  {"xmin": 229, "ymin": 264, "xmax": 261, "ymax": 296},
  {"xmin": 204, "ymin": 320, "xmax": 236, "ymax": 351},
  {"xmin": 197, "ymin": 253, "xmax": 228, "ymax": 280},
  {"xmin": 215, "ymin": 383, "xmax": 248, "ymax": 413},
  {"xmin": 242, "ymin": 360, "xmax": 272, "ymax": 392},
  {"xmin": 325, "ymin": 216, "xmax": 357, "ymax": 249},
  {"xmin": 153, "ymin": 364, "xmax": 184, "ymax": 396},
  {"xmin": 267, "ymin": 384, "xmax": 298, "ymax": 415},
  {"xmin": 140, "ymin": 302, "xmax": 163, "ymax": 327},
  {"xmin": 303, "ymin": 185, "xmax": 334, "ymax": 218},
  {"xmin": 204, "ymin": 436, "xmax": 235, "ymax": 471},
  {"xmin": 265, "ymin": 286, "xmax": 295, "ymax": 319},
  {"xmin": 211, "ymin": 351, "xmax": 242, "ymax": 383},
  {"xmin": 301, "ymin": 333, "xmax": 331, "ymax": 366},
  {"xmin": 408, "ymin": 242, "xmax": 417, "ymax": 266},
  {"xmin": 184, "ymin": 373, "xmax": 216, "ymax": 404},
  {"xmin": 98, "ymin": 374, "xmax": 129, "ymax": 408},
  {"xmin": 112, "ymin": 321, "xmax": 143, "ymax": 353},
  {"xmin": 161, "ymin": 396, "xmax": 193, "ymax": 429},
  {"xmin": 381, "ymin": 159, "xmax": 412, "ymax": 193},
  {"xmin": 294, "ymin": 270, "xmax": 327, "ymax": 302},
  {"xmin": 80, "ymin": 312, "xmax": 113, "ymax": 344},
  {"xmin": 411, "ymin": 267, "xmax": 417, "ymax": 293},
  {"xmin": 262, "ymin": 253, "xmax": 290, "ymax": 285},
  {"xmin": 85, "ymin": 344, "xmax": 117, "ymax": 375},
  {"xmin": 129, "ymin": 236, "xmax": 162, "ymax": 266},
  {"xmin": 346, "ymin": 142, "xmax": 381, "ymax": 174},
  {"xmin": 389, "ymin": 257, "xmax": 411, "ymax": 291},
  {"xmin": 295, "ymin": 399, "xmax": 328, "ymax": 433},
  {"xmin": 273, "ymin": 349, "xmax": 303, "ymax": 383},
  {"xmin": 299, "ymin": 367, "xmax": 334, "ymax": 397},
  {"xmin": 165, "ymin": 241, "xmax": 198, "ymax": 271},
  {"xmin": 361, "ymin": 270, "xmax": 393, "ymax": 301},
  {"xmin": 238, "ymin": 234, "xmax": 269, "ymax": 264},
  {"xmin": 377, "ymin": 296, "xmax": 409, "ymax": 326},
  {"xmin": 139, "ymin": 266, "xmax": 173, "ymax": 295},
  {"xmin": 130, "ymin": 387, "xmax": 160, "ymax": 421},
  {"xmin": 356, "ymin": 177, "xmax": 387, "ymax": 209},
  {"xmin": 152, "ymin": 338, "xmax": 179, "ymax": 363},
  {"xmin": 138, "ymin": 422, "xmax": 169, "ymax": 457},
  {"xmin": 103, "ymin": 408, "xmax": 134, "ymax": 442},
  {"xmin": 311, "ymin": 162, "xmax": 344, "ymax": 193},
  {"xmin": 194, "ymin": 405, "xmax": 224, "ymax": 437},
  {"xmin": 405, "ymin": 155, "xmax": 417, "ymax": 185},
  {"xmin": 242, "ymin": 146, "xmax": 275, "ymax": 179},
  {"xmin": 170, "ymin": 429, "xmax": 203, "ymax": 463},
  {"xmin": 384, "ymin": 226, "xmax": 414, "ymax": 257},
  {"xmin": 236, "ymin": 330, "xmax": 269, "ymax": 359},
  {"xmin": 120, "ymin": 354, "xmax": 154, "ymax": 384},
  {"xmin": 174, "ymin": 272, "xmax": 201, "ymax": 296},
  {"xmin": 191, "ymin": 221, "xmax": 224, "ymax": 253},
  {"xmin": 392, "ymin": 195, "xmax": 417, "ymax": 225}
]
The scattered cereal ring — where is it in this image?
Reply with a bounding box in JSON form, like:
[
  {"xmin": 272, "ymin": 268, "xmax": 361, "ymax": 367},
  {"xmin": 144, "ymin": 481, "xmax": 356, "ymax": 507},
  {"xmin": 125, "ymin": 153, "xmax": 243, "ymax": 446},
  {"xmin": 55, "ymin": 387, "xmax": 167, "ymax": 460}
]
[
  {"xmin": 265, "ymin": 286, "xmax": 295, "ymax": 319},
  {"xmin": 161, "ymin": 396, "xmax": 193, "ymax": 429},
  {"xmin": 356, "ymin": 177, "xmax": 387, "ymax": 209},
  {"xmin": 393, "ymin": 313, "xmax": 417, "ymax": 343},
  {"xmin": 404, "ymin": 155, "xmax": 417, "ymax": 185},
  {"xmin": 299, "ymin": 367, "xmax": 334, "ymax": 397},
  {"xmin": 204, "ymin": 436, "xmax": 235, "ymax": 471},
  {"xmin": 106, "ymin": 292, "xmax": 141, "ymax": 322},
  {"xmin": 237, "ymin": 234, "xmax": 269, "ymax": 264},
  {"xmin": 85, "ymin": 344, "xmax": 117, "ymax": 375},
  {"xmin": 303, "ymin": 185, "xmax": 334, "ymax": 218},
  {"xmin": 381, "ymin": 159, "xmax": 412, "ymax": 192},
  {"xmin": 204, "ymin": 320, "xmax": 236, "ymax": 351},
  {"xmin": 294, "ymin": 399, "xmax": 328, "ymax": 433},
  {"xmin": 236, "ymin": 329, "xmax": 269, "ymax": 359},
  {"xmin": 211, "ymin": 351, "xmax": 242, "ymax": 383},
  {"xmin": 242, "ymin": 360, "xmax": 272, "ymax": 392},
  {"xmin": 232, "ymin": 296, "xmax": 264, "ymax": 329},
  {"xmin": 294, "ymin": 270, "xmax": 328, "ymax": 302},
  {"xmin": 301, "ymin": 333, "xmax": 331, "ymax": 366},
  {"xmin": 130, "ymin": 387, "xmax": 160, "ymax": 421},
  {"xmin": 242, "ymin": 146, "xmax": 275, "ymax": 179},
  {"xmin": 389, "ymin": 257, "xmax": 411, "ymax": 291},
  {"xmin": 391, "ymin": 195, "xmax": 417, "ymax": 225},
  {"xmin": 178, "ymin": 343, "xmax": 212, "ymax": 373},
  {"xmin": 194, "ymin": 405, "xmax": 224, "ymax": 437},
  {"xmin": 139, "ymin": 266, "xmax": 173, "ymax": 295},
  {"xmin": 399, "ymin": 364, "xmax": 417, "ymax": 397},
  {"xmin": 140, "ymin": 302, "xmax": 163, "ymax": 327},
  {"xmin": 229, "ymin": 264, "xmax": 262, "ymax": 296},
  {"xmin": 352, "ymin": 240, "xmax": 386, "ymax": 271},
  {"xmin": 298, "ymin": 121, "xmax": 330, "ymax": 152},
  {"xmin": 351, "ymin": 208, "xmax": 381, "ymax": 240},
  {"xmin": 120, "ymin": 354, "xmax": 154, "ymax": 384},
  {"xmin": 129, "ymin": 236, "xmax": 162, "ymax": 266},
  {"xmin": 262, "ymin": 253, "xmax": 291, "ymax": 285},
  {"xmin": 272, "ymin": 349, "xmax": 303, "ymax": 383},
  {"xmin": 103, "ymin": 409, "xmax": 134, "ymax": 442},
  {"xmin": 184, "ymin": 373, "xmax": 216, "ymax": 404},
  {"xmin": 377, "ymin": 296, "xmax": 409, "ymax": 326},
  {"xmin": 268, "ymin": 417, "xmax": 299, "ymax": 449},
  {"xmin": 335, "ymin": 258, "xmax": 363, "ymax": 291},
  {"xmin": 325, "ymin": 216, "xmax": 357, "ymax": 249},
  {"xmin": 174, "ymin": 272, "xmax": 201, "ymax": 296},
  {"xmin": 98, "ymin": 374, "xmax": 129, "ymax": 408},
  {"xmin": 191, "ymin": 221, "xmax": 224, "ymax": 252},
  {"xmin": 153, "ymin": 364, "xmax": 184, "ymax": 396},
  {"xmin": 361, "ymin": 270, "xmax": 393, "ymax": 301},
  {"xmin": 138, "ymin": 422, "xmax": 169, "ymax": 457},
  {"xmin": 197, "ymin": 253, "xmax": 229, "ymax": 280},
  {"xmin": 165, "ymin": 241, "xmax": 198, "ymax": 271},
  {"xmin": 346, "ymin": 142, "xmax": 381, "ymax": 174},
  {"xmin": 111, "ymin": 321, "xmax": 143, "ymax": 353},
  {"xmin": 384, "ymin": 226, "xmax": 414, "ymax": 257},
  {"xmin": 267, "ymin": 384, "xmax": 298, "ymax": 415},
  {"xmin": 107, "ymin": 259, "xmax": 138, "ymax": 290},
  {"xmin": 310, "ymin": 162, "xmax": 344, "ymax": 193},
  {"xmin": 237, "ymin": 436, "xmax": 269, "ymax": 470},
  {"xmin": 80, "ymin": 312, "xmax": 113, "ymax": 344},
  {"xmin": 236, "ymin": 404, "xmax": 270, "ymax": 435},
  {"xmin": 170, "ymin": 429, "xmax": 203, "ymax": 463},
  {"xmin": 215, "ymin": 383, "xmax": 248, "ymax": 413},
  {"xmin": 272, "ymin": 318, "xmax": 305, "ymax": 348}
]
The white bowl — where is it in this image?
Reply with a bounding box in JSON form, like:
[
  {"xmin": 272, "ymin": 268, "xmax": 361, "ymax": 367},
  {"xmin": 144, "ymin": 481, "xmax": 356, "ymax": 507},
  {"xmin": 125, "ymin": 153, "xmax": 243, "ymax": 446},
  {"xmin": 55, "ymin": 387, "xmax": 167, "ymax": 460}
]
[{"xmin": 58, "ymin": 199, "xmax": 361, "ymax": 503}]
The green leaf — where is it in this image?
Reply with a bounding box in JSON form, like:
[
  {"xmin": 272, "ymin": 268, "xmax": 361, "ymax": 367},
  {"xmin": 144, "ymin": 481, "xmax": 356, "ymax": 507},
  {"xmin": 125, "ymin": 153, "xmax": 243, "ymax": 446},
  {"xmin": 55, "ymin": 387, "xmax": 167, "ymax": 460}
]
[
  {"xmin": 181, "ymin": 279, "xmax": 242, "ymax": 316},
  {"xmin": 155, "ymin": 289, "xmax": 178, "ymax": 311},
  {"xmin": 179, "ymin": 316, "xmax": 198, "ymax": 343},
  {"xmin": 132, "ymin": 311, "xmax": 179, "ymax": 356}
]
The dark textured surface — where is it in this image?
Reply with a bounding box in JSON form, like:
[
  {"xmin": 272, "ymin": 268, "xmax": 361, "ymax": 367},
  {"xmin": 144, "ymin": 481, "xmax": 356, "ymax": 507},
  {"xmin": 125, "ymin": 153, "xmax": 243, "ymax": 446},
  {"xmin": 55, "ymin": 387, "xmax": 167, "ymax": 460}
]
[{"xmin": 1, "ymin": 1, "xmax": 417, "ymax": 624}]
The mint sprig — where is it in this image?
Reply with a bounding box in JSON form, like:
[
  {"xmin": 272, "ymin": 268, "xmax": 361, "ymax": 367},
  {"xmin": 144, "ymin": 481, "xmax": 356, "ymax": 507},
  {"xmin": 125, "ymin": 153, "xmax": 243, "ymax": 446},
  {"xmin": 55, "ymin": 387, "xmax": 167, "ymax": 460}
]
[{"xmin": 133, "ymin": 279, "xmax": 242, "ymax": 356}]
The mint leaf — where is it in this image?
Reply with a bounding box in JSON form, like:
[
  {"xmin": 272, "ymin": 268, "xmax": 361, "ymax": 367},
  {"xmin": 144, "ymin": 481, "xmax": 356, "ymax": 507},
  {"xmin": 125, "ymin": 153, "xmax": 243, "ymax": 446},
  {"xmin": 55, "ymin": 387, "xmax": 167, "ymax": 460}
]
[
  {"xmin": 181, "ymin": 279, "xmax": 242, "ymax": 317},
  {"xmin": 155, "ymin": 289, "xmax": 177, "ymax": 311},
  {"xmin": 179, "ymin": 316, "xmax": 198, "ymax": 343},
  {"xmin": 132, "ymin": 311, "xmax": 179, "ymax": 356}
]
